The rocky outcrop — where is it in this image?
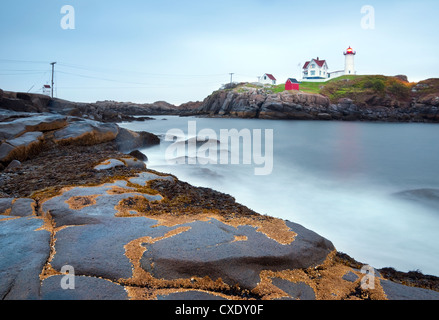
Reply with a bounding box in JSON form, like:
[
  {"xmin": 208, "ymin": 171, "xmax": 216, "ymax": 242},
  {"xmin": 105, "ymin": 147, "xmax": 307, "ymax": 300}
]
[
  {"xmin": 0, "ymin": 111, "xmax": 159, "ymax": 169},
  {"xmin": 0, "ymin": 131, "xmax": 45, "ymax": 163},
  {"xmin": 0, "ymin": 114, "xmax": 68, "ymax": 140},
  {"xmin": 53, "ymin": 118, "xmax": 119, "ymax": 146},
  {"xmin": 0, "ymin": 91, "xmax": 52, "ymax": 113},
  {"xmin": 0, "ymin": 90, "xmax": 187, "ymax": 123},
  {"xmin": 48, "ymin": 99, "xmax": 181, "ymax": 122},
  {"xmin": 190, "ymin": 80, "xmax": 439, "ymax": 122}
]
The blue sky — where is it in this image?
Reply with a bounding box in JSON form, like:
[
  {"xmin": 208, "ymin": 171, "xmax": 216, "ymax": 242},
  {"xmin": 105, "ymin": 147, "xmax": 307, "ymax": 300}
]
[{"xmin": 0, "ymin": 0, "xmax": 438, "ymax": 104}]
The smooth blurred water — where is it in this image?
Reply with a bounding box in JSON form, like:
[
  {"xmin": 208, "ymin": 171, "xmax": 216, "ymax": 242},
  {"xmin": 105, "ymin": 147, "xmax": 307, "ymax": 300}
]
[{"xmin": 120, "ymin": 116, "xmax": 439, "ymax": 276}]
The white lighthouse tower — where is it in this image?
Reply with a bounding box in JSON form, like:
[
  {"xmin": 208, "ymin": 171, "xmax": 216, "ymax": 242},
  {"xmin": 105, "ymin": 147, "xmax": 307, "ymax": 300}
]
[{"xmin": 344, "ymin": 46, "xmax": 356, "ymax": 75}]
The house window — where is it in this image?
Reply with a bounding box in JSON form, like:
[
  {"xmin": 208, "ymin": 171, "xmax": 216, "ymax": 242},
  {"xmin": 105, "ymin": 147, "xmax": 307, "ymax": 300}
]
[
  {"xmin": 319, "ymin": 71, "xmax": 322, "ymax": 75},
  {"xmin": 264, "ymin": 76, "xmax": 267, "ymax": 80},
  {"xmin": 311, "ymin": 71, "xmax": 315, "ymax": 76},
  {"xmin": 311, "ymin": 64, "xmax": 315, "ymax": 68}
]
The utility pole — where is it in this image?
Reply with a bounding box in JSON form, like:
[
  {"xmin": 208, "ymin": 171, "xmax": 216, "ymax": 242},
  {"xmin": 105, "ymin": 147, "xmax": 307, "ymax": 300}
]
[
  {"xmin": 229, "ymin": 73, "xmax": 234, "ymax": 84},
  {"xmin": 50, "ymin": 62, "xmax": 56, "ymax": 98}
]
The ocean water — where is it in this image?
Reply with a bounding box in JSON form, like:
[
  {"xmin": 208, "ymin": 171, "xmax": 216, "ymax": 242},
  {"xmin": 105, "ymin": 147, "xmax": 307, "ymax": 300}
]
[{"xmin": 120, "ymin": 116, "xmax": 439, "ymax": 276}]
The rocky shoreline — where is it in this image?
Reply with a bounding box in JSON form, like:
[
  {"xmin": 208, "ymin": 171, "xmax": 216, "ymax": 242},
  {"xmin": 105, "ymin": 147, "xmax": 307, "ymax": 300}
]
[
  {"xmin": 184, "ymin": 78, "xmax": 439, "ymax": 122},
  {"xmin": 1, "ymin": 90, "xmax": 439, "ymax": 300}
]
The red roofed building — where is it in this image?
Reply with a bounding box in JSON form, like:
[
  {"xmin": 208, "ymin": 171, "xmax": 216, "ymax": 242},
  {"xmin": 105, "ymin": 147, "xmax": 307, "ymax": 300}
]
[
  {"xmin": 285, "ymin": 78, "xmax": 300, "ymax": 91},
  {"xmin": 302, "ymin": 57, "xmax": 329, "ymax": 80},
  {"xmin": 260, "ymin": 73, "xmax": 277, "ymax": 85}
]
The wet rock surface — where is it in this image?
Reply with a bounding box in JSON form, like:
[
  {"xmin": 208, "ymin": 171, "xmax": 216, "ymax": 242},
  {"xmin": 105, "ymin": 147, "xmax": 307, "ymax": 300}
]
[
  {"xmin": 140, "ymin": 218, "xmax": 334, "ymax": 290},
  {"xmin": 2, "ymin": 159, "xmax": 438, "ymax": 300},
  {"xmin": 1, "ymin": 90, "xmax": 439, "ymax": 300},
  {"xmin": 0, "ymin": 199, "xmax": 51, "ymax": 300}
]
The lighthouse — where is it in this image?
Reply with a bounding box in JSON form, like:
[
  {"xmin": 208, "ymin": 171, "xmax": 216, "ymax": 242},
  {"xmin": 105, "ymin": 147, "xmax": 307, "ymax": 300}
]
[{"xmin": 344, "ymin": 46, "xmax": 356, "ymax": 75}]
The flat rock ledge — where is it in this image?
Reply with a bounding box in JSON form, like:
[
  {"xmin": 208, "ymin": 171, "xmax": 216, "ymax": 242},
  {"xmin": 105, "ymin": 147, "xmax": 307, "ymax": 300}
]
[
  {"xmin": 2, "ymin": 168, "xmax": 438, "ymax": 300},
  {"xmin": 0, "ymin": 111, "xmax": 159, "ymax": 170}
]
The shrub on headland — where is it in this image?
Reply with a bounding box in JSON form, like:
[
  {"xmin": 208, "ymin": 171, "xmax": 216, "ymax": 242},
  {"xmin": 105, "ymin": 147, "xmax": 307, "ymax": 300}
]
[{"xmin": 319, "ymin": 75, "xmax": 414, "ymax": 104}]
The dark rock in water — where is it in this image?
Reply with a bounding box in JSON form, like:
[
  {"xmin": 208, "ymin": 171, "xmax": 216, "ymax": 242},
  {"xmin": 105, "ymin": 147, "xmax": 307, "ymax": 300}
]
[
  {"xmin": 114, "ymin": 128, "xmax": 160, "ymax": 152},
  {"xmin": 122, "ymin": 157, "xmax": 147, "ymax": 170},
  {"xmin": 393, "ymin": 189, "xmax": 439, "ymax": 208},
  {"xmin": 129, "ymin": 150, "xmax": 148, "ymax": 162}
]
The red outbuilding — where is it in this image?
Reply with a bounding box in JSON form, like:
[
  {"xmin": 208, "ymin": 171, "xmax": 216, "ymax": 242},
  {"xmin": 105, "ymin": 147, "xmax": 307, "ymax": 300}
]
[{"xmin": 285, "ymin": 78, "xmax": 300, "ymax": 91}]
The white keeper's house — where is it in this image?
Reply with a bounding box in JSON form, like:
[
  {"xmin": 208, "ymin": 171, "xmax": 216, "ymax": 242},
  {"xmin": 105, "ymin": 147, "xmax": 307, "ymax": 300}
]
[
  {"xmin": 260, "ymin": 73, "xmax": 277, "ymax": 85},
  {"xmin": 302, "ymin": 58, "xmax": 329, "ymax": 80}
]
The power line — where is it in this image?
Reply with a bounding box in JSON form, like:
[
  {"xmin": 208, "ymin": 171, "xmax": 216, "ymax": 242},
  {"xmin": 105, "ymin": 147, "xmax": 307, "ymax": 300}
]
[
  {"xmin": 0, "ymin": 59, "xmax": 51, "ymax": 64},
  {"xmin": 0, "ymin": 58, "xmax": 229, "ymax": 78},
  {"xmin": 0, "ymin": 69, "xmax": 48, "ymax": 72},
  {"xmin": 57, "ymin": 62, "xmax": 228, "ymax": 78},
  {"xmin": 0, "ymin": 58, "xmax": 233, "ymax": 95},
  {"xmin": 56, "ymin": 80, "xmax": 223, "ymax": 90},
  {"xmin": 56, "ymin": 70, "xmax": 153, "ymax": 85}
]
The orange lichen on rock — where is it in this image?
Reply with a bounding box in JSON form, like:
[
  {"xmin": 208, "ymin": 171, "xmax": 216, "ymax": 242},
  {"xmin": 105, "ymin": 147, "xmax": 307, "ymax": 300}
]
[
  {"xmin": 120, "ymin": 226, "xmax": 244, "ymax": 300},
  {"xmin": 65, "ymin": 195, "xmax": 100, "ymax": 210},
  {"xmin": 253, "ymin": 251, "xmax": 388, "ymax": 300},
  {"xmin": 232, "ymin": 235, "xmax": 248, "ymax": 242}
]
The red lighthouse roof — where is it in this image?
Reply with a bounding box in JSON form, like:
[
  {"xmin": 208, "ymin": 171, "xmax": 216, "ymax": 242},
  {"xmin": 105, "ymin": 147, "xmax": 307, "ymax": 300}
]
[{"xmin": 344, "ymin": 46, "xmax": 356, "ymax": 55}]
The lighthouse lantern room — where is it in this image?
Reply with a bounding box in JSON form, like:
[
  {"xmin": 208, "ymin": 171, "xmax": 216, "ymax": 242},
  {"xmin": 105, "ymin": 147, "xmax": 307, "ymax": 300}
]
[{"xmin": 344, "ymin": 46, "xmax": 356, "ymax": 75}]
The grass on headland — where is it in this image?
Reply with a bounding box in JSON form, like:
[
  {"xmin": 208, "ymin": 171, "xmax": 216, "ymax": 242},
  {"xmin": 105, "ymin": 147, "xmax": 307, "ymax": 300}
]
[
  {"xmin": 263, "ymin": 75, "xmax": 414, "ymax": 103},
  {"xmin": 226, "ymin": 75, "xmax": 415, "ymax": 104},
  {"xmin": 320, "ymin": 75, "xmax": 414, "ymax": 103}
]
